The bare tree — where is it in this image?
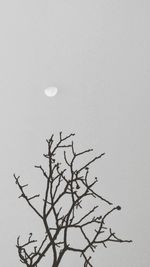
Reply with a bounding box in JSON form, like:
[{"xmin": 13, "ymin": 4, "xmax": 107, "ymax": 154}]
[{"xmin": 14, "ymin": 132, "xmax": 132, "ymax": 267}]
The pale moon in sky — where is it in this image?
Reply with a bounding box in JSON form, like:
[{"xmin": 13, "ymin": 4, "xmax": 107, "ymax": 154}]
[{"xmin": 44, "ymin": 87, "xmax": 58, "ymax": 97}]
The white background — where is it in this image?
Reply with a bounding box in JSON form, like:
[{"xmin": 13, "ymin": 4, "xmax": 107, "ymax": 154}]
[{"xmin": 0, "ymin": 1, "xmax": 150, "ymax": 266}]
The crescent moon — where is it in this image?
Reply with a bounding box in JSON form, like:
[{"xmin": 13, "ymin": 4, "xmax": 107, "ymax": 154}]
[{"xmin": 44, "ymin": 87, "xmax": 58, "ymax": 97}]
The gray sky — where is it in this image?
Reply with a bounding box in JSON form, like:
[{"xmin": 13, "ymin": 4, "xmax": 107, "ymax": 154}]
[{"xmin": 0, "ymin": 0, "xmax": 150, "ymax": 266}]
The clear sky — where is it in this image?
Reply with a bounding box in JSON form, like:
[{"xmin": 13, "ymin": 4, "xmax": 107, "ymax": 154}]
[{"xmin": 0, "ymin": 1, "xmax": 150, "ymax": 266}]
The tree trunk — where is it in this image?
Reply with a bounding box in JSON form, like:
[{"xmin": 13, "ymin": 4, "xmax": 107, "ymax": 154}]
[
  {"xmin": 52, "ymin": 249, "xmax": 66, "ymax": 267},
  {"xmin": 53, "ymin": 264, "xmax": 58, "ymax": 267}
]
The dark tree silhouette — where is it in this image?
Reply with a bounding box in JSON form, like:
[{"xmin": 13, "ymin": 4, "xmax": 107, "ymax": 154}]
[{"xmin": 14, "ymin": 132, "xmax": 132, "ymax": 267}]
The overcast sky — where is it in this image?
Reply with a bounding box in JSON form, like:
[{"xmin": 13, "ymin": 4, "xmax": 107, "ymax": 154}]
[{"xmin": 0, "ymin": 1, "xmax": 150, "ymax": 266}]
